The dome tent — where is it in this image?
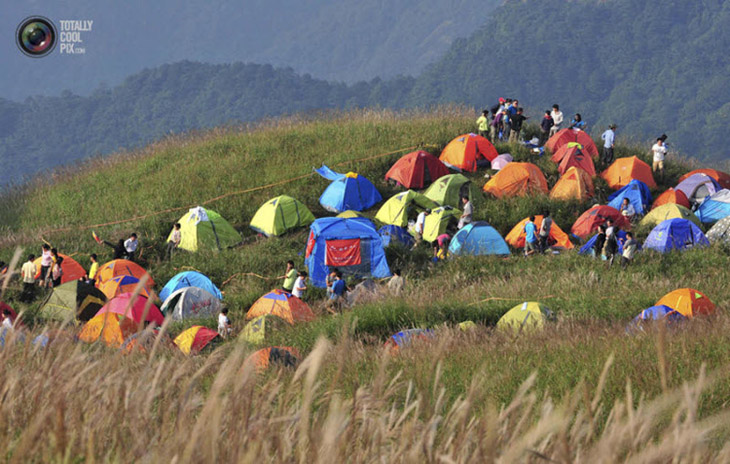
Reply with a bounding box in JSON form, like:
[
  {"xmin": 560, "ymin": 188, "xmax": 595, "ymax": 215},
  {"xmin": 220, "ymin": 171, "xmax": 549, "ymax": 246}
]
[
  {"xmin": 644, "ymin": 218, "xmax": 709, "ymax": 253},
  {"xmin": 506, "ymin": 216, "xmax": 573, "ymax": 250},
  {"xmin": 607, "ymin": 179, "xmax": 652, "ymax": 216},
  {"xmin": 571, "ymin": 205, "xmax": 630, "ymax": 239},
  {"xmin": 249, "ymin": 195, "xmax": 315, "ymax": 237},
  {"xmin": 549, "ymin": 167, "xmax": 594, "ymax": 201},
  {"xmin": 678, "ymin": 169, "xmax": 730, "ymax": 190},
  {"xmin": 159, "ymin": 271, "xmax": 222, "ymax": 302},
  {"xmin": 601, "ymin": 157, "xmax": 656, "ymax": 189},
  {"xmin": 497, "ymin": 302, "xmax": 553, "ymax": 333},
  {"xmin": 385, "ymin": 150, "xmax": 449, "ymax": 189},
  {"xmin": 483, "ymin": 163, "xmax": 548, "ymax": 198},
  {"xmin": 545, "ymin": 129, "xmax": 599, "ymax": 159},
  {"xmin": 707, "ymin": 216, "xmax": 730, "ymax": 245},
  {"xmin": 316, "ymin": 165, "xmax": 382, "ymax": 213},
  {"xmin": 639, "ymin": 204, "xmax": 700, "ymax": 229},
  {"xmin": 448, "ymin": 222, "xmax": 510, "ymax": 256},
  {"xmin": 168, "ymin": 206, "xmax": 241, "ymax": 251},
  {"xmin": 160, "ymin": 287, "xmax": 222, "ymax": 321},
  {"xmin": 655, "ymin": 288, "xmax": 715, "ymax": 318},
  {"xmin": 439, "ymin": 133, "xmax": 498, "ymax": 172},
  {"xmin": 696, "ymin": 189, "xmax": 730, "ymax": 223},
  {"xmin": 423, "ymin": 174, "xmax": 477, "ymax": 208},
  {"xmin": 652, "ymin": 188, "xmax": 690, "ymax": 210},
  {"xmin": 39, "ymin": 280, "xmax": 106, "ymax": 322},
  {"xmin": 246, "ymin": 289, "xmax": 316, "ymax": 324},
  {"xmin": 676, "ymin": 174, "xmax": 721, "ymax": 205},
  {"xmin": 374, "ymin": 190, "xmax": 438, "ymax": 227}
]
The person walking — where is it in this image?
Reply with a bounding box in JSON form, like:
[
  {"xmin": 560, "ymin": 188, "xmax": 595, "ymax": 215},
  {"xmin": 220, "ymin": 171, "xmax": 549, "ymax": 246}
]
[
  {"xmin": 601, "ymin": 124, "xmax": 616, "ymax": 166},
  {"xmin": 549, "ymin": 104, "xmax": 563, "ymax": 137},
  {"xmin": 524, "ymin": 216, "xmax": 539, "ymax": 256}
]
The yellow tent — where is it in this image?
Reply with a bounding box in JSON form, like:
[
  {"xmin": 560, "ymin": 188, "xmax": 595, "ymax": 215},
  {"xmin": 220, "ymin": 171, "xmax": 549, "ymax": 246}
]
[
  {"xmin": 497, "ymin": 302, "xmax": 553, "ymax": 333},
  {"xmin": 167, "ymin": 206, "xmax": 241, "ymax": 252},
  {"xmin": 336, "ymin": 210, "xmax": 365, "ymax": 219},
  {"xmin": 422, "ymin": 206, "xmax": 460, "ymax": 242},
  {"xmin": 639, "ymin": 204, "xmax": 701, "ymax": 229},
  {"xmin": 239, "ymin": 315, "xmax": 289, "ymax": 345},
  {"xmin": 374, "ymin": 190, "xmax": 438, "ymax": 227},
  {"xmin": 250, "ymin": 195, "xmax": 315, "ymax": 237}
]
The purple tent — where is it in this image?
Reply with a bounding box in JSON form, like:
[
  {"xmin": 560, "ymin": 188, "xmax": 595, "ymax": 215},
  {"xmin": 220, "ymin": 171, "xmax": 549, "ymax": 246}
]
[
  {"xmin": 491, "ymin": 153, "xmax": 513, "ymax": 171},
  {"xmin": 676, "ymin": 174, "xmax": 721, "ymax": 205}
]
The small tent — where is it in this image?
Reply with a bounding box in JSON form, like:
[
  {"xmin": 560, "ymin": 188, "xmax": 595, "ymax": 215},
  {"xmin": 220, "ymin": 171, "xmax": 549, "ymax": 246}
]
[
  {"xmin": 422, "ymin": 206, "xmax": 460, "ymax": 243},
  {"xmin": 245, "ymin": 346, "xmax": 299, "ymax": 370},
  {"xmin": 571, "ymin": 205, "xmax": 630, "ymax": 239},
  {"xmin": 655, "ymin": 288, "xmax": 715, "ymax": 317},
  {"xmin": 249, "ymin": 195, "xmax": 315, "ymax": 237},
  {"xmin": 550, "ymin": 167, "xmax": 594, "ymax": 201},
  {"xmin": 491, "ymin": 153, "xmax": 513, "ymax": 171},
  {"xmin": 644, "ymin": 218, "xmax": 709, "ymax": 253},
  {"xmin": 506, "ymin": 216, "xmax": 574, "ymax": 249},
  {"xmin": 497, "ymin": 302, "xmax": 553, "ymax": 333},
  {"xmin": 316, "ymin": 166, "xmax": 382, "ymax": 213},
  {"xmin": 555, "ymin": 145, "xmax": 596, "ymax": 177},
  {"xmin": 550, "ymin": 142, "xmax": 582, "ymax": 163},
  {"xmin": 239, "ymin": 315, "xmax": 289, "ymax": 345},
  {"xmin": 652, "ymin": 188, "xmax": 690, "ymax": 210},
  {"xmin": 679, "ymin": 169, "xmax": 730, "ymax": 190},
  {"xmin": 385, "ymin": 150, "xmax": 449, "ymax": 189},
  {"xmin": 39, "ymin": 280, "xmax": 106, "ymax": 322},
  {"xmin": 422, "ymin": 174, "xmax": 476, "ymax": 208},
  {"xmin": 160, "ymin": 287, "xmax": 222, "ymax": 321},
  {"xmin": 675, "ymin": 174, "xmax": 721, "ymax": 205},
  {"xmin": 707, "ymin": 216, "xmax": 730, "ymax": 245},
  {"xmin": 632, "ymin": 305, "xmax": 686, "ymax": 324},
  {"xmin": 439, "ymin": 133, "xmax": 498, "ymax": 172},
  {"xmin": 385, "ymin": 329, "xmax": 435, "ymax": 351},
  {"xmin": 98, "ymin": 275, "xmax": 150, "ymax": 300},
  {"xmin": 97, "ymin": 259, "xmax": 154, "ymax": 288},
  {"xmin": 305, "ymin": 217, "xmax": 391, "ymax": 287},
  {"xmin": 159, "ymin": 271, "xmax": 222, "ymax": 302},
  {"xmin": 607, "ymin": 179, "xmax": 652, "ymax": 215},
  {"xmin": 33, "ymin": 254, "xmax": 86, "ymax": 285},
  {"xmin": 601, "ymin": 157, "xmax": 656, "ymax": 189},
  {"xmin": 374, "ymin": 190, "xmax": 438, "ymax": 227},
  {"xmin": 246, "ymin": 289, "xmax": 315, "ymax": 324},
  {"xmin": 696, "ymin": 189, "xmax": 730, "ymax": 223},
  {"xmin": 79, "ymin": 312, "xmax": 140, "ymax": 348},
  {"xmin": 448, "ymin": 222, "xmax": 510, "ymax": 256},
  {"xmin": 545, "ymin": 129, "xmax": 599, "ymax": 159},
  {"xmin": 639, "ymin": 204, "xmax": 700, "ymax": 229},
  {"xmin": 378, "ymin": 225, "xmax": 414, "ymax": 249},
  {"xmin": 97, "ymin": 293, "xmax": 165, "ymax": 325},
  {"xmin": 483, "ymin": 162, "xmax": 548, "ymax": 198},
  {"xmin": 168, "ymin": 206, "xmax": 241, "ymax": 251},
  {"xmin": 173, "ymin": 326, "xmax": 219, "ymax": 355}
]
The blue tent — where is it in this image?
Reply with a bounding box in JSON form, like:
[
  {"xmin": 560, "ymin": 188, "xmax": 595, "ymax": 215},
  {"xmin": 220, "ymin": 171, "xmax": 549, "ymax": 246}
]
[
  {"xmin": 607, "ymin": 180, "xmax": 652, "ymax": 215},
  {"xmin": 305, "ymin": 217, "xmax": 391, "ymax": 287},
  {"xmin": 159, "ymin": 271, "xmax": 223, "ymax": 302},
  {"xmin": 696, "ymin": 189, "xmax": 730, "ymax": 223},
  {"xmin": 644, "ymin": 218, "xmax": 709, "ymax": 253},
  {"xmin": 578, "ymin": 230, "xmax": 635, "ymax": 255},
  {"xmin": 389, "ymin": 328, "xmax": 434, "ymax": 347},
  {"xmin": 448, "ymin": 222, "xmax": 510, "ymax": 256},
  {"xmin": 316, "ymin": 165, "xmax": 382, "ymax": 213},
  {"xmin": 378, "ymin": 225, "xmax": 414, "ymax": 248},
  {"xmin": 632, "ymin": 305, "xmax": 686, "ymax": 324}
]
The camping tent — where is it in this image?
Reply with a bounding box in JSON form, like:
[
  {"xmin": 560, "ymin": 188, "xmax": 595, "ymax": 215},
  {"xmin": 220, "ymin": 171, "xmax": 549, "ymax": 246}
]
[
  {"xmin": 696, "ymin": 189, "xmax": 730, "ymax": 223},
  {"xmin": 707, "ymin": 216, "xmax": 730, "ymax": 245},
  {"xmin": 639, "ymin": 204, "xmax": 700, "ymax": 229},
  {"xmin": 491, "ymin": 153, "xmax": 513, "ymax": 171},
  {"xmin": 249, "ymin": 195, "xmax": 315, "ymax": 237},
  {"xmin": 239, "ymin": 315, "xmax": 289, "ymax": 345},
  {"xmin": 607, "ymin": 179, "xmax": 652, "ymax": 215},
  {"xmin": 97, "ymin": 259, "xmax": 154, "ymax": 289},
  {"xmin": 79, "ymin": 312, "xmax": 140, "ymax": 348},
  {"xmin": 506, "ymin": 216, "xmax": 574, "ymax": 249},
  {"xmin": 549, "ymin": 167, "xmax": 594, "ymax": 201},
  {"xmin": 245, "ymin": 346, "xmax": 299, "ymax": 370},
  {"xmin": 160, "ymin": 287, "xmax": 222, "ymax": 321},
  {"xmin": 448, "ymin": 222, "xmax": 510, "ymax": 256},
  {"xmin": 385, "ymin": 329, "xmax": 434, "ymax": 351},
  {"xmin": 167, "ymin": 206, "xmax": 241, "ymax": 251},
  {"xmin": 644, "ymin": 219, "xmax": 709, "ymax": 253},
  {"xmin": 497, "ymin": 302, "xmax": 553, "ymax": 332},
  {"xmin": 305, "ymin": 217, "xmax": 391, "ymax": 287},
  {"xmin": 571, "ymin": 205, "xmax": 630, "ymax": 239},
  {"xmin": 652, "ymin": 188, "xmax": 690, "ymax": 210},
  {"xmin": 678, "ymin": 169, "xmax": 730, "ymax": 190},
  {"xmin": 375, "ymin": 190, "xmax": 438, "ymax": 227},
  {"xmin": 550, "ymin": 142, "xmax": 582, "ymax": 163},
  {"xmin": 33, "ymin": 254, "xmax": 85, "ymax": 284},
  {"xmin": 98, "ymin": 275, "xmax": 150, "ymax": 300},
  {"xmin": 378, "ymin": 225, "xmax": 414, "ymax": 248},
  {"xmin": 630, "ymin": 305, "xmax": 686, "ymax": 328},
  {"xmin": 601, "ymin": 157, "xmax": 656, "ymax": 189},
  {"xmin": 39, "ymin": 280, "xmax": 106, "ymax": 322},
  {"xmin": 246, "ymin": 289, "xmax": 315, "ymax": 324},
  {"xmin": 316, "ymin": 166, "xmax": 382, "ymax": 213},
  {"xmin": 483, "ymin": 162, "xmax": 548, "ymax": 198},
  {"xmin": 337, "ymin": 210, "xmax": 365, "ymax": 219},
  {"xmin": 173, "ymin": 326, "xmax": 219, "ymax": 355},
  {"xmin": 553, "ymin": 145, "xmax": 596, "ymax": 176},
  {"xmin": 97, "ymin": 293, "xmax": 165, "ymax": 325},
  {"xmin": 385, "ymin": 150, "xmax": 449, "ymax": 189},
  {"xmin": 545, "ymin": 129, "xmax": 599, "ymax": 159},
  {"xmin": 655, "ymin": 288, "xmax": 715, "ymax": 317},
  {"xmin": 422, "ymin": 174, "xmax": 476, "ymax": 208},
  {"xmin": 439, "ymin": 133, "xmax": 498, "ymax": 172},
  {"xmin": 675, "ymin": 174, "xmax": 721, "ymax": 205},
  {"xmin": 422, "ymin": 206, "xmax": 460, "ymax": 243},
  {"xmin": 159, "ymin": 271, "xmax": 222, "ymax": 302}
]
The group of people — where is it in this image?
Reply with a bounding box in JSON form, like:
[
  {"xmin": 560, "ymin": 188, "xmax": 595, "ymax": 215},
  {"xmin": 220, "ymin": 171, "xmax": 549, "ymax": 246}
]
[
  {"xmin": 412, "ymin": 195, "xmax": 474, "ymax": 261},
  {"xmin": 98, "ymin": 233, "xmax": 140, "ymax": 261},
  {"xmin": 522, "ymin": 212, "xmax": 555, "ymax": 256},
  {"xmin": 590, "ymin": 221, "xmax": 638, "ymax": 268},
  {"xmin": 18, "ymin": 245, "xmax": 101, "ymax": 303},
  {"xmin": 476, "ymin": 98, "xmax": 529, "ymax": 144}
]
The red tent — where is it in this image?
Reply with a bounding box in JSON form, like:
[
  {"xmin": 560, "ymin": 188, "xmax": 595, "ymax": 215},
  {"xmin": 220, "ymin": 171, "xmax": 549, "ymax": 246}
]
[
  {"xmin": 439, "ymin": 133, "xmax": 498, "ymax": 172},
  {"xmin": 652, "ymin": 188, "xmax": 691, "ymax": 210},
  {"xmin": 545, "ymin": 129, "xmax": 599, "ymax": 159},
  {"xmin": 557, "ymin": 147, "xmax": 596, "ymax": 177},
  {"xmin": 385, "ymin": 150, "xmax": 449, "ymax": 189},
  {"xmin": 571, "ymin": 205, "xmax": 630, "ymax": 239},
  {"xmin": 96, "ymin": 293, "xmax": 164, "ymax": 325}
]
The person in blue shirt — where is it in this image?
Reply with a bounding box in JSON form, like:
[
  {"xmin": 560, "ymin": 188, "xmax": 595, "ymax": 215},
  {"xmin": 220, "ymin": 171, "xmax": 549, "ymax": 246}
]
[
  {"xmin": 569, "ymin": 113, "xmax": 586, "ymax": 131},
  {"xmin": 326, "ymin": 270, "xmax": 349, "ymax": 313},
  {"xmin": 524, "ymin": 216, "xmax": 538, "ymax": 256},
  {"xmin": 601, "ymin": 124, "xmax": 616, "ymax": 166}
]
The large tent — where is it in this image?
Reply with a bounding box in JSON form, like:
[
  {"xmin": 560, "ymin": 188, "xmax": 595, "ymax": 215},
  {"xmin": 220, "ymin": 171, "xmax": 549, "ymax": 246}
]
[
  {"xmin": 33, "ymin": 254, "xmax": 86, "ymax": 284},
  {"xmin": 497, "ymin": 302, "xmax": 553, "ymax": 333},
  {"xmin": 639, "ymin": 204, "xmax": 700, "ymax": 229},
  {"xmin": 439, "ymin": 133, "xmax": 498, "ymax": 172},
  {"xmin": 448, "ymin": 222, "xmax": 510, "ymax": 256},
  {"xmin": 696, "ymin": 189, "xmax": 730, "ymax": 223},
  {"xmin": 374, "ymin": 190, "xmax": 438, "ymax": 227},
  {"xmin": 707, "ymin": 216, "xmax": 730, "ymax": 245},
  {"xmin": 506, "ymin": 216, "xmax": 573, "ymax": 249},
  {"xmin": 483, "ymin": 163, "xmax": 548, "ymax": 198},
  {"xmin": 316, "ymin": 166, "xmax": 382, "ymax": 213},
  {"xmin": 160, "ymin": 287, "xmax": 222, "ymax": 321},
  {"xmin": 39, "ymin": 280, "xmax": 106, "ymax": 322},
  {"xmin": 545, "ymin": 129, "xmax": 599, "ymax": 159},
  {"xmin": 644, "ymin": 218, "xmax": 709, "ymax": 253},
  {"xmin": 159, "ymin": 271, "xmax": 222, "ymax": 302},
  {"xmin": 675, "ymin": 174, "xmax": 721, "ymax": 205},
  {"xmin": 571, "ymin": 205, "xmax": 630, "ymax": 239},
  {"xmin": 549, "ymin": 167, "xmax": 594, "ymax": 201},
  {"xmin": 305, "ymin": 217, "xmax": 391, "ymax": 287},
  {"xmin": 167, "ymin": 206, "xmax": 242, "ymax": 251},
  {"xmin": 655, "ymin": 288, "xmax": 715, "ymax": 317},
  {"xmin": 607, "ymin": 179, "xmax": 652, "ymax": 215},
  {"xmin": 678, "ymin": 169, "xmax": 730, "ymax": 190},
  {"xmin": 601, "ymin": 156, "xmax": 656, "ymax": 189},
  {"xmin": 385, "ymin": 150, "xmax": 449, "ymax": 189},
  {"xmin": 249, "ymin": 195, "xmax": 315, "ymax": 237},
  {"xmin": 652, "ymin": 188, "xmax": 690, "ymax": 210},
  {"xmin": 422, "ymin": 174, "xmax": 476, "ymax": 208}
]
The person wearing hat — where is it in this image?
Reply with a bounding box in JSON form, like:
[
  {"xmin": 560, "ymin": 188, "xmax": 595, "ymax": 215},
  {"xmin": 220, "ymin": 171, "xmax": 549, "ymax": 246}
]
[
  {"xmin": 601, "ymin": 124, "xmax": 617, "ymax": 165},
  {"xmin": 549, "ymin": 104, "xmax": 563, "ymax": 137},
  {"xmin": 476, "ymin": 110, "xmax": 490, "ymax": 140}
]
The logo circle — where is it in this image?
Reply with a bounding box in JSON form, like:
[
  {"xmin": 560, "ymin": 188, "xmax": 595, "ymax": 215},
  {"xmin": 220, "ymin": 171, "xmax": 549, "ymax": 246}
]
[{"xmin": 16, "ymin": 16, "xmax": 57, "ymax": 58}]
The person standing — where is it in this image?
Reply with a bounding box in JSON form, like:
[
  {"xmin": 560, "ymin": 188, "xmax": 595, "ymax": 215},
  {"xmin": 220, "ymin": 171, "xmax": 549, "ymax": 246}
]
[
  {"xmin": 20, "ymin": 254, "xmax": 37, "ymax": 303},
  {"xmin": 501, "ymin": 108, "xmax": 511, "ymax": 141},
  {"xmin": 592, "ymin": 225, "xmax": 607, "ymax": 259},
  {"xmin": 217, "ymin": 308, "xmax": 232, "ymax": 338},
  {"xmin": 602, "ymin": 227, "xmax": 618, "ymax": 266},
  {"xmin": 509, "ymin": 108, "xmax": 528, "ymax": 143},
  {"xmin": 539, "ymin": 111, "xmax": 554, "ymax": 146},
  {"xmin": 414, "ymin": 208, "xmax": 431, "ymax": 245},
  {"xmin": 124, "ymin": 233, "xmax": 139, "ymax": 261},
  {"xmin": 621, "ymin": 232, "xmax": 638, "ymax": 268},
  {"xmin": 50, "ymin": 256, "xmax": 64, "ymax": 288},
  {"xmin": 280, "ymin": 260, "xmax": 297, "ymax": 293},
  {"xmin": 166, "ymin": 223, "xmax": 182, "ymax": 260},
  {"xmin": 86, "ymin": 253, "xmax": 100, "ymax": 284},
  {"xmin": 458, "ymin": 196, "xmax": 473, "ymax": 229},
  {"xmin": 549, "ymin": 104, "xmax": 563, "ymax": 137},
  {"xmin": 538, "ymin": 212, "xmax": 553, "ymax": 253},
  {"xmin": 292, "ymin": 271, "xmax": 308, "ymax": 299},
  {"xmin": 524, "ymin": 216, "xmax": 539, "ymax": 256},
  {"xmin": 490, "ymin": 110, "xmax": 503, "ymax": 142},
  {"xmin": 39, "ymin": 244, "xmax": 52, "ymax": 288},
  {"xmin": 476, "ymin": 110, "xmax": 490, "ymax": 140},
  {"xmin": 651, "ymin": 138, "xmax": 667, "ymax": 180},
  {"xmin": 601, "ymin": 124, "xmax": 616, "ymax": 166}
]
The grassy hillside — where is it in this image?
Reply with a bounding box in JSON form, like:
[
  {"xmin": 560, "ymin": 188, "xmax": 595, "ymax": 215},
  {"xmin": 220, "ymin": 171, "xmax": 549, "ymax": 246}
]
[{"xmin": 2, "ymin": 109, "xmax": 730, "ymax": 460}]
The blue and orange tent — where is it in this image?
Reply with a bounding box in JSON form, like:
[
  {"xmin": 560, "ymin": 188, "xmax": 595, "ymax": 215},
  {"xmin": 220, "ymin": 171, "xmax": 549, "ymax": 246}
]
[
  {"xmin": 316, "ymin": 165, "xmax": 382, "ymax": 213},
  {"xmin": 245, "ymin": 289, "xmax": 315, "ymax": 324}
]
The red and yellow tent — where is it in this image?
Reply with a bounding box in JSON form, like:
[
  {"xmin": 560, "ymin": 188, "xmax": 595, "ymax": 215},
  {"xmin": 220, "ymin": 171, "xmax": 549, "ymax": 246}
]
[
  {"xmin": 97, "ymin": 259, "xmax": 155, "ymax": 288},
  {"xmin": 246, "ymin": 290, "xmax": 315, "ymax": 324},
  {"xmin": 33, "ymin": 254, "xmax": 86, "ymax": 284},
  {"xmin": 571, "ymin": 205, "xmax": 630, "ymax": 239},
  {"xmin": 655, "ymin": 288, "xmax": 715, "ymax": 318},
  {"xmin": 174, "ymin": 325, "xmax": 219, "ymax": 355}
]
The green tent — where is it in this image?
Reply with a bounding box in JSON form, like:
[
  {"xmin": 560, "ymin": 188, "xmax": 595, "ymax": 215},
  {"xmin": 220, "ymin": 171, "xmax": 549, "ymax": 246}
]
[
  {"xmin": 423, "ymin": 206, "xmax": 460, "ymax": 242},
  {"xmin": 249, "ymin": 195, "xmax": 316, "ymax": 237},
  {"xmin": 497, "ymin": 302, "xmax": 553, "ymax": 333},
  {"xmin": 374, "ymin": 190, "xmax": 438, "ymax": 227},
  {"xmin": 167, "ymin": 206, "xmax": 242, "ymax": 252},
  {"xmin": 423, "ymin": 174, "xmax": 479, "ymax": 208},
  {"xmin": 40, "ymin": 280, "xmax": 107, "ymax": 322},
  {"xmin": 239, "ymin": 315, "xmax": 289, "ymax": 345}
]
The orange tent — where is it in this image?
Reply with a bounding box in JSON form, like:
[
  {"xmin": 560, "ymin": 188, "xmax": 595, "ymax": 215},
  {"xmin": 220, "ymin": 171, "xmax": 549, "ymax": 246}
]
[
  {"xmin": 655, "ymin": 288, "xmax": 715, "ymax": 318},
  {"xmin": 439, "ymin": 133, "xmax": 498, "ymax": 172},
  {"xmin": 601, "ymin": 156, "xmax": 656, "ymax": 189},
  {"xmin": 571, "ymin": 205, "xmax": 630, "ymax": 239},
  {"xmin": 244, "ymin": 346, "xmax": 300, "ymax": 370},
  {"xmin": 79, "ymin": 312, "xmax": 140, "ymax": 348},
  {"xmin": 505, "ymin": 215, "xmax": 574, "ymax": 249},
  {"xmin": 385, "ymin": 150, "xmax": 449, "ymax": 189},
  {"xmin": 483, "ymin": 163, "xmax": 548, "ymax": 198},
  {"xmin": 33, "ymin": 254, "xmax": 86, "ymax": 284},
  {"xmin": 246, "ymin": 289, "xmax": 315, "ymax": 324},
  {"xmin": 652, "ymin": 188, "xmax": 691, "ymax": 210},
  {"xmin": 550, "ymin": 167, "xmax": 594, "ymax": 201},
  {"xmin": 678, "ymin": 169, "xmax": 730, "ymax": 190},
  {"xmin": 557, "ymin": 148, "xmax": 595, "ymax": 177},
  {"xmin": 545, "ymin": 129, "xmax": 599, "ymax": 159},
  {"xmin": 98, "ymin": 275, "xmax": 151, "ymax": 300},
  {"xmin": 97, "ymin": 259, "xmax": 155, "ymax": 288}
]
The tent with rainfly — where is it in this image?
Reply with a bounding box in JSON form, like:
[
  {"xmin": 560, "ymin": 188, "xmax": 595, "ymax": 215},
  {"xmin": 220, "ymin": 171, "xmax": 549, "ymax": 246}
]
[
  {"xmin": 423, "ymin": 174, "xmax": 477, "ymax": 208},
  {"xmin": 552, "ymin": 144, "xmax": 596, "ymax": 177},
  {"xmin": 696, "ymin": 189, "xmax": 730, "ymax": 223},
  {"xmin": 316, "ymin": 165, "xmax": 382, "ymax": 213},
  {"xmin": 679, "ymin": 169, "xmax": 730, "ymax": 190},
  {"xmin": 39, "ymin": 280, "xmax": 106, "ymax": 322},
  {"xmin": 652, "ymin": 188, "xmax": 690, "ymax": 210},
  {"xmin": 97, "ymin": 259, "xmax": 154, "ymax": 287},
  {"xmin": 607, "ymin": 179, "xmax": 652, "ymax": 215},
  {"xmin": 707, "ymin": 216, "xmax": 730, "ymax": 245},
  {"xmin": 160, "ymin": 287, "xmax": 222, "ymax": 321},
  {"xmin": 639, "ymin": 203, "xmax": 700, "ymax": 229},
  {"xmin": 545, "ymin": 129, "xmax": 599, "ymax": 159},
  {"xmin": 550, "ymin": 167, "xmax": 594, "ymax": 201},
  {"xmin": 601, "ymin": 156, "xmax": 656, "ymax": 189},
  {"xmin": 305, "ymin": 217, "xmax": 391, "ymax": 287},
  {"xmin": 98, "ymin": 275, "xmax": 150, "ymax": 300},
  {"xmin": 506, "ymin": 216, "xmax": 574, "ymax": 249},
  {"xmin": 439, "ymin": 133, "xmax": 498, "ymax": 172},
  {"xmin": 375, "ymin": 190, "xmax": 438, "ymax": 227},
  {"xmin": 159, "ymin": 271, "xmax": 222, "ymax": 302},
  {"xmin": 33, "ymin": 254, "xmax": 86, "ymax": 284},
  {"xmin": 448, "ymin": 222, "xmax": 510, "ymax": 256},
  {"xmin": 644, "ymin": 218, "xmax": 709, "ymax": 253},
  {"xmin": 655, "ymin": 288, "xmax": 715, "ymax": 317},
  {"xmin": 97, "ymin": 293, "xmax": 165, "ymax": 325},
  {"xmin": 79, "ymin": 312, "xmax": 140, "ymax": 348},
  {"xmin": 483, "ymin": 163, "xmax": 548, "ymax": 198},
  {"xmin": 385, "ymin": 150, "xmax": 449, "ymax": 189},
  {"xmin": 571, "ymin": 205, "xmax": 630, "ymax": 239},
  {"xmin": 173, "ymin": 326, "xmax": 220, "ymax": 355},
  {"xmin": 168, "ymin": 206, "xmax": 242, "ymax": 251},
  {"xmin": 675, "ymin": 174, "xmax": 721, "ymax": 205},
  {"xmin": 239, "ymin": 314, "xmax": 289, "ymax": 345},
  {"xmin": 497, "ymin": 302, "xmax": 553, "ymax": 333},
  {"xmin": 246, "ymin": 289, "xmax": 316, "ymax": 324},
  {"xmin": 249, "ymin": 195, "xmax": 315, "ymax": 237},
  {"xmin": 422, "ymin": 206, "xmax": 460, "ymax": 243}
]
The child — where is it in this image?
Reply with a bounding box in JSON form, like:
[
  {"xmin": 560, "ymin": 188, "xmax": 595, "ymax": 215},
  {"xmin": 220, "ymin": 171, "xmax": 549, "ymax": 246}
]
[
  {"xmin": 218, "ymin": 308, "xmax": 232, "ymax": 338},
  {"xmin": 292, "ymin": 271, "xmax": 308, "ymax": 299},
  {"xmin": 124, "ymin": 233, "xmax": 139, "ymax": 261},
  {"xmin": 167, "ymin": 223, "xmax": 182, "ymax": 259}
]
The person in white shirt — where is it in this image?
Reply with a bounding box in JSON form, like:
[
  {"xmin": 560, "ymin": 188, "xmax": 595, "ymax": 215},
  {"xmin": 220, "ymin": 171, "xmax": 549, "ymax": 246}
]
[
  {"xmin": 651, "ymin": 138, "xmax": 667, "ymax": 179},
  {"xmin": 413, "ymin": 209, "xmax": 431, "ymax": 245},
  {"xmin": 549, "ymin": 104, "xmax": 564, "ymax": 137},
  {"xmin": 292, "ymin": 271, "xmax": 308, "ymax": 299},
  {"xmin": 1, "ymin": 309, "xmax": 13, "ymax": 330},
  {"xmin": 619, "ymin": 198, "xmax": 636, "ymax": 222},
  {"xmin": 217, "ymin": 308, "xmax": 231, "ymax": 338},
  {"xmin": 166, "ymin": 223, "xmax": 182, "ymax": 260},
  {"xmin": 20, "ymin": 254, "xmax": 37, "ymax": 302},
  {"xmin": 124, "ymin": 233, "xmax": 139, "ymax": 261},
  {"xmin": 458, "ymin": 197, "xmax": 473, "ymax": 229}
]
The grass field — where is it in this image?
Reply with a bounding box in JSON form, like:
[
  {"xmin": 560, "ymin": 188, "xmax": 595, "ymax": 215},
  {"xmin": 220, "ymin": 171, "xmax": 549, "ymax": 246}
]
[{"xmin": 1, "ymin": 108, "xmax": 730, "ymax": 461}]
